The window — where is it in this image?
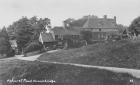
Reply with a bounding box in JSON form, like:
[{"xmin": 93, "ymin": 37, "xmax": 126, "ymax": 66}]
[
  {"xmin": 58, "ymin": 35, "xmax": 63, "ymax": 39},
  {"xmin": 98, "ymin": 34, "xmax": 100, "ymax": 38},
  {"xmin": 99, "ymin": 29, "xmax": 101, "ymax": 31}
]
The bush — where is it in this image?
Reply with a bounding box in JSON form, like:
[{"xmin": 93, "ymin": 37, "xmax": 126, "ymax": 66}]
[
  {"xmin": 80, "ymin": 30, "xmax": 92, "ymax": 44},
  {"xmin": 0, "ymin": 37, "xmax": 14, "ymax": 58},
  {"xmin": 7, "ymin": 49, "xmax": 15, "ymax": 57},
  {"xmin": 24, "ymin": 41, "xmax": 43, "ymax": 53}
]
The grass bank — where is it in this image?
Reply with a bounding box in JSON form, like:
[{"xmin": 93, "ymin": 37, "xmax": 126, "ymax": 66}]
[
  {"xmin": 39, "ymin": 40, "xmax": 140, "ymax": 69},
  {"xmin": 0, "ymin": 59, "xmax": 137, "ymax": 85}
]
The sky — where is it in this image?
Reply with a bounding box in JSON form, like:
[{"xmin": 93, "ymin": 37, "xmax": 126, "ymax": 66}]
[{"xmin": 0, "ymin": 0, "xmax": 139, "ymax": 28}]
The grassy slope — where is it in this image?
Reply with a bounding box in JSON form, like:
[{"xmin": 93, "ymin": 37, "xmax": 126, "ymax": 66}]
[
  {"xmin": 39, "ymin": 40, "xmax": 140, "ymax": 69},
  {"xmin": 0, "ymin": 59, "xmax": 136, "ymax": 85}
]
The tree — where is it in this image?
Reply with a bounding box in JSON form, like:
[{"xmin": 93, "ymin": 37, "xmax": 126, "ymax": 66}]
[
  {"xmin": 7, "ymin": 16, "xmax": 51, "ymax": 53},
  {"xmin": 128, "ymin": 16, "xmax": 140, "ymax": 36},
  {"xmin": 0, "ymin": 27, "xmax": 14, "ymax": 58},
  {"xmin": 0, "ymin": 27, "xmax": 9, "ymax": 39},
  {"xmin": 31, "ymin": 17, "xmax": 51, "ymax": 41},
  {"xmin": 63, "ymin": 18, "xmax": 75, "ymax": 28},
  {"xmin": 14, "ymin": 17, "xmax": 33, "ymax": 53},
  {"xmin": 63, "ymin": 17, "xmax": 87, "ymax": 29}
]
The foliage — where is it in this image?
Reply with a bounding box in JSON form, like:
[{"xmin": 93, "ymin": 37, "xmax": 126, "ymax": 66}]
[
  {"xmin": 7, "ymin": 16, "xmax": 51, "ymax": 53},
  {"xmin": 24, "ymin": 41, "xmax": 43, "ymax": 53},
  {"xmin": 0, "ymin": 27, "xmax": 9, "ymax": 39},
  {"xmin": 80, "ymin": 30, "xmax": 92, "ymax": 44},
  {"xmin": 69, "ymin": 18, "xmax": 87, "ymax": 27},
  {"xmin": 117, "ymin": 24, "xmax": 127, "ymax": 34},
  {"xmin": 63, "ymin": 18, "xmax": 75, "ymax": 28},
  {"xmin": 129, "ymin": 16, "xmax": 140, "ymax": 36},
  {"xmin": 64, "ymin": 17, "xmax": 87, "ymax": 28},
  {"xmin": 0, "ymin": 27, "xmax": 14, "ymax": 58}
]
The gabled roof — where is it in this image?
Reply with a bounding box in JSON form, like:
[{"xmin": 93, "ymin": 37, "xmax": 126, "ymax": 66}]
[
  {"xmin": 67, "ymin": 15, "xmax": 117, "ymax": 29},
  {"xmin": 83, "ymin": 16, "xmax": 117, "ymax": 29},
  {"xmin": 39, "ymin": 31, "xmax": 55, "ymax": 43}
]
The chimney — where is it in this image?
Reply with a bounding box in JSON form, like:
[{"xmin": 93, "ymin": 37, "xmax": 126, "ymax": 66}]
[
  {"xmin": 104, "ymin": 15, "xmax": 107, "ymax": 19},
  {"xmin": 114, "ymin": 16, "xmax": 116, "ymax": 21},
  {"xmin": 114, "ymin": 16, "xmax": 116, "ymax": 23}
]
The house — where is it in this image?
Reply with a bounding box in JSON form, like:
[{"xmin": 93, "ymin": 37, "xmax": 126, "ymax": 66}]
[
  {"xmin": 64, "ymin": 15, "xmax": 120, "ymax": 41},
  {"xmin": 39, "ymin": 31, "xmax": 55, "ymax": 44},
  {"xmin": 52, "ymin": 27, "xmax": 85, "ymax": 48},
  {"xmin": 39, "ymin": 26, "xmax": 55, "ymax": 44},
  {"xmin": 38, "ymin": 26, "xmax": 83, "ymax": 49},
  {"xmin": 52, "ymin": 26, "xmax": 81, "ymax": 40},
  {"xmin": 38, "ymin": 26, "xmax": 56, "ymax": 49}
]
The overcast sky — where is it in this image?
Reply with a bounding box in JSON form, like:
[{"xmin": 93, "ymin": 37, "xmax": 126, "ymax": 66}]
[{"xmin": 0, "ymin": 0, "xmax": 139, "ymax": 28}]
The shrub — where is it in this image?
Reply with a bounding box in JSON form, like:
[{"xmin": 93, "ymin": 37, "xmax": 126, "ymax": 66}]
[
  {"xmin": 7, "ymin": 49, "xmax": 15, "ymax": 57},
  {"xmin": 24, "ymin": 41, "xmax": 43, "ymax": 53},
  {"xmin": 80, "ymin": 30, "xmax": 93, "ymax": 44}
]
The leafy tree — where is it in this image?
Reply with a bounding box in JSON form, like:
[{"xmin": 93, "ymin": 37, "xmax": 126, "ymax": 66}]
[
  {"xmin": 63, "ymin": 18, "xmax": 75, "ymax": 28},
  {"xmin": 0, "ymin": 27, "xmax": 9, "ymax": 38},
  {"xmin": 13, "ymin": 17, "xmax": 33, "ymax": 53},
  {"xmin": 117, "ymin": 24, "xmax": 127, "ymax": 34},
  {"xmin": 0, "ymin": 27, "xmax": 14, "ymax": 58},
  {"xmin": 7, "ymin": 16, "xmax": 51, "ymax": 53},
  {"xmin": 7, "ymin": 25, "xmax": 15, "ymax": 40},
  {"xmin": 63, "ymin": 17, "xmax": 87, "ymax": 28},
  {"xmin": 128, "ymin": 16, "xmax": 140, "ymax": 36},
  {"xmin": 31, "ymin": 17, "xmax": 51, "ymax": 41}
]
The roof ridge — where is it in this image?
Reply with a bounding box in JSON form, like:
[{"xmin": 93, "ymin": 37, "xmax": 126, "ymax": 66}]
[
  {"xmin": 82, "ymin": 16, "xmax": 117, "ymax": 29},
  {"xmin": 83, "ymin": 16, "xmax": 90, "ymax": 28}
]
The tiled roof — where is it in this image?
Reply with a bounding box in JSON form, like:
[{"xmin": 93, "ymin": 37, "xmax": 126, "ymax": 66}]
[
  {"xmin": 67, "ymin": 15, "xmax": 117, "ymax": 29},
  {"xmin": 66, "ymin": 29, "xmax": 81, "ymax": 35},
  {"xmin": 39, "ymin": 32, "xmax": 55, "ymax": 42},
  {"xmin": 83, "ymin": 16, "xmax": 117, "ymax": 29},
  {"xmin": 52, "ymin": 27, "xmax": 66, "ymax": 35},
  {"xmin": 52, "ymin": 27, "xmax": 80, "ymax": 35}
]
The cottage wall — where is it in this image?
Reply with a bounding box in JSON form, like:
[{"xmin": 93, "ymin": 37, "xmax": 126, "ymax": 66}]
[{"xmin": 92, "ymin": 32, "xmax": 108, "ymax": 41}]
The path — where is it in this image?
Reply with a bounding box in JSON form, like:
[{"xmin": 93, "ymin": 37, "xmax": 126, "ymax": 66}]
[
  {"xmin": 16, "ymin": 50, "xmax": 59, "ymax": 61},
  {"xmin": 1, "ymin": 49, "xmax": 140, "ymax": 78},
  {"xmin": 16, "ymin": 50, "xmax": 140, "ymax": 78},
  {"xmin": 37, "ymin": 60, "xmax": 140, "ymax": 78}
]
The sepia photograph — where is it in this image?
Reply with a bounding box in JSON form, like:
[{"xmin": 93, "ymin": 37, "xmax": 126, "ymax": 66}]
[{"xmin": 0, "ymin": 0, "xmax": 140, "ymax": 85}]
